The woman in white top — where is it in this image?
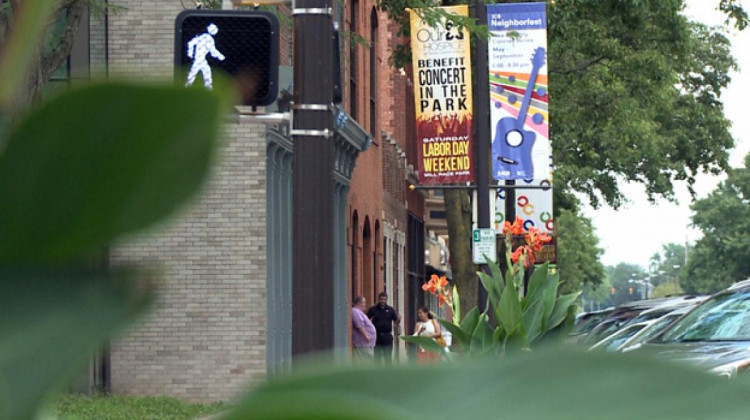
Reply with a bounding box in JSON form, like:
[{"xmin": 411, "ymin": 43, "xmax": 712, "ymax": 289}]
[{"xmin": 413, "ymin": 306, "xmax": 443, "ymax": 362}]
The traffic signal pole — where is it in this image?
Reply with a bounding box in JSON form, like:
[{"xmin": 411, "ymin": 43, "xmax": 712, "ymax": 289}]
[
  {"xmin": 291, "ymin": 0, "xmax": 336, "ymax": 358},
  {"xmin": 471, "ymin": 0, "xmax": 491, "ymax": 312}
]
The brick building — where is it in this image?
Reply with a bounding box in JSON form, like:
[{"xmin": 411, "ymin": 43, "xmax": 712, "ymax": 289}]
[
  {"xmin": 63, "ymin": 0, "xmax": 427, "ymax": 401},
  {"xmin": 344, "ymin": 0, "xmax": 427, "ymax": 346}
]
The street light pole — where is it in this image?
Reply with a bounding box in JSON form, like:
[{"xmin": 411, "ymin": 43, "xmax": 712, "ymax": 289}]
[
  {"xmin": 471, "ymin": 0, "xmax": 491, "ymax": 311},
  {"xmin": 291, "ymin": 0, "xmax": 335, "ymax": 359}
]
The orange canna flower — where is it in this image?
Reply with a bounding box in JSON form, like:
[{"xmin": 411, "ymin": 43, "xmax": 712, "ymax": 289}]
[
  {"xmin": 503, "ymin": 217, "xmax": 525, "ymax": 236},
  {"xmin": 510, "ymin": 217, "xmax": 525, "ymax": 235},
  {"xmin": 422, "ymin": 277, "xmax": 436, "ymax": 293},
  {"xmin": 423, "ymin": 274, "xmax": 452, "ymax": 305},
  {"xmin": 526, "ymin": 227, "xmax": 552, "ymax": 251},
  {"xmin": 502, "ymin": 221, "xmax": 512, "ymax": 236},
  {"xmin": 525, "ymin": 246, "xmax": 536, "ymax": 267},
  {"xmin": 510, "ymin": 246, "xmax": 524, "ymax": 263}
]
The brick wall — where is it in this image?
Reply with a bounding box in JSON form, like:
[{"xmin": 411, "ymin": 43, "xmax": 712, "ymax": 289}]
[
  {"xmin": 107, "ymin": 0, "xmax": 267, "ymax": 402},
  {"xmin": 106, "ymin": 1, "xmax": 180, "ymax": 81},
  {"xmin": 88, "ymin": 12, "xmax": 106, "ymax": 79}
]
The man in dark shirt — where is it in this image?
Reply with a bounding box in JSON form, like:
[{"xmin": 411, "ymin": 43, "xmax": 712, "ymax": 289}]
[{"xmin": 367, "ymin": 292, "xmax": 401, "ymax": 365}]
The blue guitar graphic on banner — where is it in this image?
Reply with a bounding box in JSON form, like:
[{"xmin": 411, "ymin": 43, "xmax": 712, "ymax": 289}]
[{"xmin": 492, "ymin": 47, "xmax": 546, "ymax": 180}]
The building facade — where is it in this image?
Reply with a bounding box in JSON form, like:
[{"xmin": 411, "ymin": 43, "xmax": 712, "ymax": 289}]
[
  {"xmin": 67, "ymin": 0, "xmax": 427, "ymax": 401},
  {"xmin": 344, "ymin": 0, "xmax": 427, "ymax": 347}
]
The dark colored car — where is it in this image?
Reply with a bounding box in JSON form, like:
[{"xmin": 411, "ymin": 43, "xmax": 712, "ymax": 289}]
[
  {"xmin": 580, "ymin": 297, "xmax": 700, "ymax": 345},
  {"xmin": 571, "ymin": 308, "xmax": 614, "ymax": 337},
  {"xmin": 642, "ymin": 284, "xmax": 750, "ymax": 377}
]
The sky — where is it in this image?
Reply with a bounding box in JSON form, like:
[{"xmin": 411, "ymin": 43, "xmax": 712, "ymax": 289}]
[{"xmin": 583, "ymin": 0, "xmax": 750, "ymax": 268}]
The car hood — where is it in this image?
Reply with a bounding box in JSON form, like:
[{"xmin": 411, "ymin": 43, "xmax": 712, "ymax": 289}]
[{"xmin": 641, "ymin": 341, "xmax": 750, "ymax": 369}]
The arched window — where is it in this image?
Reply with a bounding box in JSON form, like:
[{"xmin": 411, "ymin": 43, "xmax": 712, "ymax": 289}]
[
  {"xmin": 374, "ymin": 220, "xmax": 380, "ymax": 298},
  {"xmin": 351, "ymin": 211, "xmax": 359, "ymax": 300},
  {"xmin": 363, "ymin": 217, "xmax": 372, "ymax": 303},
  {"xmin": 369, "ymin": 8, "xmax": 378, "ymax": 135}
]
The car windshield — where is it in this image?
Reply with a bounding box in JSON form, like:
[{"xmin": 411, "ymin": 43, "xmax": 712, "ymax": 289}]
[
  {"xmin": 572, "ymin": 314, "xmax": 608, "ymax": 335},
  {"xmin": 584, "ymin": 320, "xmax": 624, "ymax": 344},
  {"xmin": 624, "ymin": 307, "xmax": 673, "ymax": 327},
  {"xmin": 631, "ymin": 314, "xmax": 682, "ymax": 345},
  {"xmin": 658, "ymin": 290, "xmax": 750, "ymax": 342},
  {"xmin": 598, "ymin": 324, "xmax": 647, "ymax": 352}
]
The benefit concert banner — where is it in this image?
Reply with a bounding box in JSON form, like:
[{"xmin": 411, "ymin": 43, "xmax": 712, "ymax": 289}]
[
  {"xmin": 487, "ymin": 2, "xmax": 550, "ymax": 181},
  {"xmin": 410, "ymin": 6, "xmax": 474, "ymax": 185}
]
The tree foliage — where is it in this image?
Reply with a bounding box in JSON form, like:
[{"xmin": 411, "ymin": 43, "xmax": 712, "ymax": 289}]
[
  {"xmin": 651, "ymin": 281, "xmax": 684, "ymax": 298},
  {"xmin": 720, "ymin": 0, "xmax": 750, "ymax": 29},
  {"xmin": 649, "ymin": 242, "xmax": 687, "ymax": 286},
  {"xmin": 548, "ymin": 0, "xmax": 736, "ymax": 208},
  {"xmin": 683, "ymin": 154, "xmax": 750, "ymax": 294},
  {"xmin": 556, "ymin": 207, "xmax": 604, "ymax": 294}
]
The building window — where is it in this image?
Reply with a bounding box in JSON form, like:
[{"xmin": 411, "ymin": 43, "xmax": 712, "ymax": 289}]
[
  {"xmin": 369, "ymin": 8, "xmax": 377, "ymax": 136},
  {"xmin": 374, "ymin": 220, "xmax": 380, "ymax": 298},
  {"xmin": 351, "ymin": 211, "xmax": 359, "ymax": 300},
  {"xmin": 349, "ymin": 0, "xmax": 358, "ymax": 120},
  {"xmin": 363, "ymin": 217, "xmax": 372, "ymax": 303},
  {"xmin": 430, "ymin": 210, "xmax": 447, "ymax": 220}
]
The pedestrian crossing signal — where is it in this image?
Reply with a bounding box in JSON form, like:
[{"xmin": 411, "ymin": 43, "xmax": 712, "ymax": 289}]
[{"xmin": 175, "ymin": 10, "xmax": 279, "ymax": 106}]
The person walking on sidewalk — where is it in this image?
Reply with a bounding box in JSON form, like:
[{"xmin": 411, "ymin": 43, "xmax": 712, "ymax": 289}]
[
  {"xmin": 352, "ymin": 296, "xmax": 376, "ymax": 363},
  {"xmin": 367, "ymin": 292, "xmax": 401, "ymax": 366}
]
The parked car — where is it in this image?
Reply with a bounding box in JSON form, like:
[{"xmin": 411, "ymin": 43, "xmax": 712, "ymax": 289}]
[
  {"xmin": 641, "ymin": 283, "xmax": 750, "ymax": 378},
  {"xmin": 620, "ymin": 305, "xmax": 697, "ymax": 352},
  {"xmin": 589, "ymin": 320, "xmax": 656, "ymax": 352},
  {"xmin": 581, "ymin": 296, "xmax": 704, "ymax": 346},
  {"xmin": 570, "ymin": 308, "xmax": 614, "ymax": 340},
  {"xmin": 620, "ymin": 295, "xmax": 707, "ymax": 329}
]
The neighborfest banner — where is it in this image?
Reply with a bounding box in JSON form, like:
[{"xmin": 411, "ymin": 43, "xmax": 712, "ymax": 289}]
[
  {"xmin": 410, "ymin": 6, "xmax": 474, "ymax": 185},
  {"xmin": 487, "ymin": 2, "xmax": 550, "ymax": 181}
]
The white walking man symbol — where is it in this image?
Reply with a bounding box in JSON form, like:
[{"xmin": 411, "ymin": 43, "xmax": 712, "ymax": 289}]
[{"xmin": 185, "ymin": 23, "xmax": 225, "ymax": 89}]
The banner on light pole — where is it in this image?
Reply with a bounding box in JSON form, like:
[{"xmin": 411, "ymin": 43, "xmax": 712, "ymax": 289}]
[
  {"xmin": 410, "ymin": 6, "xmax": 475, "ymax": 185},
  {"xmin": 487, "ymin": 2, "xmax": 549, "ymax": 181}
]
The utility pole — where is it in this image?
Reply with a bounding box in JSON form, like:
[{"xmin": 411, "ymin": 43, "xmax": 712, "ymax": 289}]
[
  {"xmin": 291, "ymin": 0, "xmax": 335, "ymax": 358},
  {"xmin": 471, "ymin": 0, "xmax": 491, "ymax": 312}
]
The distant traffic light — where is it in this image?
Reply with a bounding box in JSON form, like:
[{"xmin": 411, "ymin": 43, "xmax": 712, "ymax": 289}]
[
  {"xmin": 629, "ymin": 287, "xmax": 634, "ymax": 295},
  {"xmin": 175, "ymin": 10, "xmax": 279, "ymax": 106},
  {"xmin": 610, "ymin": 287, "xmax": 615, "ymax": 295}
]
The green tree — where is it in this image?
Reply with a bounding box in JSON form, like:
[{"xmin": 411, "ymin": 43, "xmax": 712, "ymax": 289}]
[
  {"xmin": 651, "ymin": 281, "xmax": 684, "ymax": 299},
  {"xmin": 649, "ymin": 243, "xmax": 687, "ymax": 287},
  {"xmin": 582, "ymin": 275, "xmax": 611, "ymax": 312},
  {"xmin": 556, "ymin": 207, "xmax": 604, "ymax": 295},
  {"xmin": 548, "ymin": 2, "xmax": 736, "ymax": 208},
  {"xmin": 682, "ymin": 154, "xmax": 750, "ymax": 293}
]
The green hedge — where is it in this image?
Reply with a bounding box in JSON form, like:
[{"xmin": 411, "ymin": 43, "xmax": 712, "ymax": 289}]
[{"xmin": 55, "ymin": 394, "xmax": 228, "ymax": 420}]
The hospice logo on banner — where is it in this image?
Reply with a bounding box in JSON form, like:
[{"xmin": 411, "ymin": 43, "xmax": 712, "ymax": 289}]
[
  {"xmin": 487, "ymin": 2, "xmax": 549, "ymax": 181},
  {"xmin": 410, "ymin": 6, "xmax": 474, "ymax": 185}
]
